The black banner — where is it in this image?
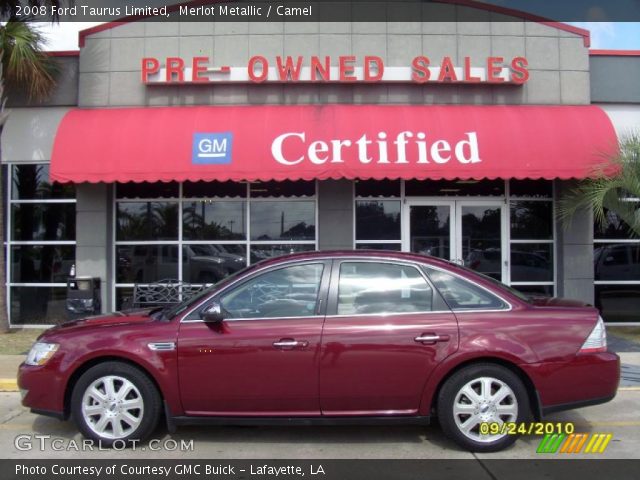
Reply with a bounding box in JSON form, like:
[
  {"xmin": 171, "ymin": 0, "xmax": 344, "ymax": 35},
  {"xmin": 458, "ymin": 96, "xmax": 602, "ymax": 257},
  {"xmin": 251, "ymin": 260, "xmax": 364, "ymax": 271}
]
[
  {"xmin": 3, "ymin": 460, "xmax": 640, "ymax": 480},
  {"xmin": 3, "ymin": 0, "xmax": 640, "ymax": 23}
]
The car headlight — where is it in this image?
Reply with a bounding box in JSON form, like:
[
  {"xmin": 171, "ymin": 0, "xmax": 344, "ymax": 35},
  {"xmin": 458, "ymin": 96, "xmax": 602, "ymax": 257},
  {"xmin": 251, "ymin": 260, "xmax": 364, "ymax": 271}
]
[{"xmin": 25, "ymin": 342, "xmax": 59, "ymax": 366}]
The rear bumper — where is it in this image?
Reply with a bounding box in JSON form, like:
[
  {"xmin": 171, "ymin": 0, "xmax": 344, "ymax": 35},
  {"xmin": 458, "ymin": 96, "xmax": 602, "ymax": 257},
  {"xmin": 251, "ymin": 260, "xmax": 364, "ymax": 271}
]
[
  {"xmin": 522, "ymin": 351, "xmax": 620, "ymax": 412},
  {"xmin": 542, "ymin": 394, "xmax": 617, "ymax": 416}
]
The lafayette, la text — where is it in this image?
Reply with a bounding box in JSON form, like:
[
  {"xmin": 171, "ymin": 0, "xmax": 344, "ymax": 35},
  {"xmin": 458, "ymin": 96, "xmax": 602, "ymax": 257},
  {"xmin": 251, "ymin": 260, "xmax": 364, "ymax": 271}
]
[{"xmin": 16, "ymin": 463, "xmax": 326, "ymax": 477}]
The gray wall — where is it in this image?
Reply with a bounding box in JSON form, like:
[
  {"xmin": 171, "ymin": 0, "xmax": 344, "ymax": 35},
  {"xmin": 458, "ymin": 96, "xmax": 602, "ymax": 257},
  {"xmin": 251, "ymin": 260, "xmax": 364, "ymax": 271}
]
[
  {"xmin": 554, "ymin": 180, "xmax": 595, "ymax": 304},
  {"xmin": 75, "ymin": 184, "xmax": 112, "ymax": 312},
  {"xmin": 78, "ymin": 10, "xmax": 590, "ymax": 107},
  {"xmin": 1, "ymin": 107, "xmax": 70, "ymax": 163},
  {"xmin": 318, "ymin": 180, "xmax": 354, "ymax": 250},
  {"xmin": 591, "ymin": 56, "xmax": 640, "ymax": 104}
]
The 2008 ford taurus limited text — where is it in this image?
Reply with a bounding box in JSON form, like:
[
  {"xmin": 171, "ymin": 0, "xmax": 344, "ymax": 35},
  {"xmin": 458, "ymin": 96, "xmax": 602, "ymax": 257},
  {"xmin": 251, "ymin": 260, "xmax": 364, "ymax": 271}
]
[{"xmin": 18, "ymin": 251, "xmax": 620, "ymax": 452}]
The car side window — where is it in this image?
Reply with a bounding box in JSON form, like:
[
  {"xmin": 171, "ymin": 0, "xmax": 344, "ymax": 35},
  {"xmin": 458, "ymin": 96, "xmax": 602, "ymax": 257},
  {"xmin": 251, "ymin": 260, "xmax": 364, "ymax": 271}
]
[
  {"xmin": 425, "ymin": 268, "xmax": 507, "ymax": 310},
  {"xmin": 217, "ymin": 263, "xmax": 324, "ymax": 319},
  {"xmin": 337, "ymin": 262, "xmax": 433, "ymax": 315}
]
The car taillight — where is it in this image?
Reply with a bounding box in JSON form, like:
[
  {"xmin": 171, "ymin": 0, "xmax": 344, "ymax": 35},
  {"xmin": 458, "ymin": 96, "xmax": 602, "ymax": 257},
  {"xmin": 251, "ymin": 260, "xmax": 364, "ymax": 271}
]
[{"xmin": 579, "ymin": 316, "xmax": 607, "ymax": 353}]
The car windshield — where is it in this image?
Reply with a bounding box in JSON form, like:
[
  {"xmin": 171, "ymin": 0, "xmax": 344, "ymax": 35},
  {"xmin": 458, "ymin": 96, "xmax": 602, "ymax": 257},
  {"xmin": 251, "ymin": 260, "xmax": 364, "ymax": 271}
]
[
  {"xmin": 160, "ymin": 262, "xmax": 262, "ymax": 320},
  {"xmin": 446, "ymin": 262, "xmax": 534, "ymax": 304}
]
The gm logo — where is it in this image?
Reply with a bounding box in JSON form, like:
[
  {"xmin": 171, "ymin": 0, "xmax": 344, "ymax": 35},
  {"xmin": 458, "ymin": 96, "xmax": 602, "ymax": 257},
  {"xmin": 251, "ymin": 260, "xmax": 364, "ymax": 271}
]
[{"xmin": 192, "ymin": 132, "xmax": 233, "ymax": 164}]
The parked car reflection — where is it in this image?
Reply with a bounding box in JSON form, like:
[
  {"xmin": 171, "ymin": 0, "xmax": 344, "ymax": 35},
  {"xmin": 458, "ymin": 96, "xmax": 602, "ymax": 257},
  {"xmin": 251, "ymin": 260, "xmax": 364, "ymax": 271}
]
[
  {"xmin": 117, "ymin": 245, "xmax": 246, "ymax": 284},
  {"xmin": 594, "ymin": 244, "xmax": 640, "ymax": 323}
]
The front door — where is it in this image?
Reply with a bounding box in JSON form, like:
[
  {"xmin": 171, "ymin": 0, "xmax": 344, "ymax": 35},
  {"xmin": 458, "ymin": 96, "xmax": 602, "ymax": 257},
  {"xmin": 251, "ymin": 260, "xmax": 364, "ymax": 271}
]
[
  {"xmin": 177, "ymin": 261, "xmax": 329, "ymax": 415},
  {"xmin": 404, "ymin": 200, "xmax": 508, "ymax": 282}
]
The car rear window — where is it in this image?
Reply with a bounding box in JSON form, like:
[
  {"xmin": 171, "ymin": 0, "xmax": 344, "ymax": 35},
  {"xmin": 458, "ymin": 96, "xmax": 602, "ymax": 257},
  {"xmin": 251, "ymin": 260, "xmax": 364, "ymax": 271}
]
[{"xmin": 424, "ymin": 267, "xmax": 508, "ymax": 311}]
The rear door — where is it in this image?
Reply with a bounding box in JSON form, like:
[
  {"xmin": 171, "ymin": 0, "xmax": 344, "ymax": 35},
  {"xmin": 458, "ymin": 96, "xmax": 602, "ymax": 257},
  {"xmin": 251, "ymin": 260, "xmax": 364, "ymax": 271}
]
[{"xmin": 319, "ymin": 259, "xmax": 459, "ymax": 415}]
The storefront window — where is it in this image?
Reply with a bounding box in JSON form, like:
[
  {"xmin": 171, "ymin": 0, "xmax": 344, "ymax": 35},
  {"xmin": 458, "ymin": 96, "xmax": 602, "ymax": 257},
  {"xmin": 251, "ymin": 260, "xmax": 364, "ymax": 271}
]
[
  {"xmin": 250, "ymin": 202, "xmax": 315, "ymax": 240},
  {"xmin": 510, "ymin": 243, "xmax": 554, "ymax": 283},
  {"xmin": 509, "ymin": 187, "xmax": 555, "ymax": 295},
  {"xmin": 355, "ymin": 200, "xmax": 401, "ymax": 250},
  {"xmin": 594, "ymin": 205, "xmax": 640, "ymax": 323},
  {"xmin": 183, "ymin": 180, "xmax": 246, "ymax": 198},
  {"xmin": 114, "ymin": 181, "xmax": 317, "ymax": 309},
  {"xmin": 11, "ymin": 203, "xmax": 76, "ymax": 241},
  {"xmin": 10, "ymin": 287, "xmax": 68, "ymax": 325},
  {"xmin": 11, "ymin": 164, "xmax": 74, "ymax": 200},
  {"xmin": 10, "ymin": 245, "xmax": 75, "ymax": 283},
  {"xmin": 182, "ymin": 244, "xmax": 247, "ymax": 284},
  {"xmin": 116, "ymin": 202, "xmax": 179, "ymax": 241},
  {"xmin": 250, "ymin": 180, "xmax": 315, "ymax": 198},
  {"xmin": 6, "ymin": 164, "xmax": 76, "ymax": 325},
  {"xmin": 182, "ymin": 201, "xmax": 246, "ymax": 240},
  {"xmin": 509, "ymin": 180, "xmax": 553, "ymax": 198},
  {"xmin": 353, "ymin": 179, "xmax": 555, "ymax": 295},
  {"xmin": 510, "ymin": 201, "xmax": 553, "ymax": 240},
  {"xmin": 405, "ymin": 179, "xmax": 505, "ymax": 196},
  {"xmin": 116, "ymin": 181, "xmax": 179, "ymax": 199},
  {"xmin": 510, "ymin": 284, "xmax": 554, "ymax": 297},
  {"xmin": 355, "ymin": 180, "xmax": 401, "ymax": 198}
]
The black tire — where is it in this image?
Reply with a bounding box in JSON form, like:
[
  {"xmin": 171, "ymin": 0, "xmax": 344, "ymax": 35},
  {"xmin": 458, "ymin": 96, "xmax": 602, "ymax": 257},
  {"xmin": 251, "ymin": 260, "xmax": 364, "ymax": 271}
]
[
  {"xmin": 437, "ymin": 363, "xmax": 530, "ymax": 452},
  {"xmin": 71, "ymin": 362, "xmax": 162, "ymax": 447}
]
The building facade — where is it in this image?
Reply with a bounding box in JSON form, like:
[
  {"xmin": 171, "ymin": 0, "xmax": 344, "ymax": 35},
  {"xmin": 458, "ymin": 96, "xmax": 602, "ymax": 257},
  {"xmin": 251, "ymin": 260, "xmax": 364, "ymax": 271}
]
[{"xmin": 2, "ymin": 2, "xmax": 640, "ymax": 326}]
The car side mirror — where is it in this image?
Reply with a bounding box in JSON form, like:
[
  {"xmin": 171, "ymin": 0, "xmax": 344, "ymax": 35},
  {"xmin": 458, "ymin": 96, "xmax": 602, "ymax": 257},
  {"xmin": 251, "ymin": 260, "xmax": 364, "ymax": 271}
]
[{"xmin": 202, "ymin": 302, "xmax": 224, "ymax": 324}]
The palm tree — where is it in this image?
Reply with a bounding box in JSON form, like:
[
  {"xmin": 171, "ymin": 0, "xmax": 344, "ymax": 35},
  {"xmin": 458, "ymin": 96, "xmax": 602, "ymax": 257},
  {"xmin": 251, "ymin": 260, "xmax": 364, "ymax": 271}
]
[
  {"xmin": 0, "ymin": 1, "xmax": 65, "ymax": 330},
  {"xmin": 558, "ymin": 133, "xmax": 640, "ymax": 237}
]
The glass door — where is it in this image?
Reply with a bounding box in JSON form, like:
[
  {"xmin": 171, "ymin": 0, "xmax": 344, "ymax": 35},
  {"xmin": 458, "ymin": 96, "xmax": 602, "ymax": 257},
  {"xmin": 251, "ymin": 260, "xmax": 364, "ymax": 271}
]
[
  {"xmin": 455, "ymin": 201, "xmax": 507, "ymax": 282},
  {"xmin": 404, "ymin": 200, "xmax": 508, "ymax": 282},
  {"xmin": 403, "ymin": 201, "xmax": 455, "ymax": 261}
]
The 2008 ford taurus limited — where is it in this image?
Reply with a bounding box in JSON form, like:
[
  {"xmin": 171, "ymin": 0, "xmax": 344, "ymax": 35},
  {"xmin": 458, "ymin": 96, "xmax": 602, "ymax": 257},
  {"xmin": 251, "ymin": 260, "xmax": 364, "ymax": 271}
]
[{"xmin": 18, "ymin": 251, "xmax": 620, "ymax": 452}]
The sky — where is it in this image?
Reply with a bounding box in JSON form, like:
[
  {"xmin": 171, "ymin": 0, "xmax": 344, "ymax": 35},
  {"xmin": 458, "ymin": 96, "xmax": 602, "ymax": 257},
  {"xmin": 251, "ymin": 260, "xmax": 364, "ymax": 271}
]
[{"xmin": 38, "ymin": 21, "xmax": 640, "ymax": 51}]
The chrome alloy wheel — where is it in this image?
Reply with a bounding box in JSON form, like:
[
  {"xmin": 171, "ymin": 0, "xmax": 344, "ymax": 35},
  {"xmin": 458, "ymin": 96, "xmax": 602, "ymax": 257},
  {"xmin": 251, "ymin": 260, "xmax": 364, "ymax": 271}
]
[
  {"xmin": 81, "ymin": 375, "xmax": 144, "ymax": 439},
  {"xmin": 452, "ymin": 376, "xmax": 518, "ymax": 443}
]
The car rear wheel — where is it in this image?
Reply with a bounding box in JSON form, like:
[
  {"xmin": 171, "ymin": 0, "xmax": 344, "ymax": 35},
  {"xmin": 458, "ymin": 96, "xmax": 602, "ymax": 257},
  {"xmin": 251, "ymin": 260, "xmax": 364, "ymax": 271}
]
[
  {"xmin": 71, "ymin": 362, "xmax": 161, "ymax": 447},
  {"xmin": 437, "ymin": 363, "xmax": 530, "ymax": 452}
]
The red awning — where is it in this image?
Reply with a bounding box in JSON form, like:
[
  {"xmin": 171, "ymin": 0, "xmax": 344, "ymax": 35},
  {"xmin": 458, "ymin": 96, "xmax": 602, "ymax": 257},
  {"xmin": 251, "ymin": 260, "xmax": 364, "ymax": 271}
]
[{"xmin": 50, "ymin": 105, "xmax": 618, "ymax": 184}]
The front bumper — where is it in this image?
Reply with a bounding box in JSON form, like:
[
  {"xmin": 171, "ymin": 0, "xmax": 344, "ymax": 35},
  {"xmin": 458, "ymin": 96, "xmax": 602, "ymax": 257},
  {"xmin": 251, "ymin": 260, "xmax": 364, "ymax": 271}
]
[{"xmin": 17, "ymin": 362, "xmax": 67, "ymax": 419}]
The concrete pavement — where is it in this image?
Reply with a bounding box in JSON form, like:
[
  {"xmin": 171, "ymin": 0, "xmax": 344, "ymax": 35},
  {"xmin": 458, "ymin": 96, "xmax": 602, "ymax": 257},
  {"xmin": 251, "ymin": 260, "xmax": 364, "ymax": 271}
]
[
  {"xmin": 0, "ymin": 388, "xmax": 638, "ymax": 459},
  {"xmin": 0, "ymin": 356, "xmax": 23, "ymax": 392}
]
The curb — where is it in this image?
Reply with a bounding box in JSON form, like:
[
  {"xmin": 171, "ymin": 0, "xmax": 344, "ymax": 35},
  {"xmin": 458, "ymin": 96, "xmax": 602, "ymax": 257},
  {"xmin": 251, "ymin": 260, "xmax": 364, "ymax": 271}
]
[{"xmin": 0, "ymin": 379, "xmax": 17, "ymax": 392}]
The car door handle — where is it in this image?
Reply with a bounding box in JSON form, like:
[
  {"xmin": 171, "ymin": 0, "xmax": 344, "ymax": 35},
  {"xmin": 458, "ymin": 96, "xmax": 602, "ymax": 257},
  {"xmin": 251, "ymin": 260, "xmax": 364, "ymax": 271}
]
[
  {"xmin": 414, "ymin": 334, "xmax": 450, "ymax": 343},
  {"xmin": 273, "ymin": 338, "xmax": 309, "ymax": 349}
]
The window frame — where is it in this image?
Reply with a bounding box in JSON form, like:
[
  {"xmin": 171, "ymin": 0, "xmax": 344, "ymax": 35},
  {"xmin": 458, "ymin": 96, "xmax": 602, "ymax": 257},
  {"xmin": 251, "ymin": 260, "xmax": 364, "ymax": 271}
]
[
  {"xmin": 593, "ymin": 199, "xmax": 640, "ymax": 325},
  {"xmin": 113, "ymin": 181, "xmax": 318, "ymax": 310},
  {"xmin": 5, "ymin": 163, "xmax": 77, "ymax": 327},
  {"xmin": 423, "ymin": 264, "xmax": 513, "ymax": 313},
  {"xmin": 325, "ymin": 258, "xmax": 449, "ymax": 317},
  {"xmin": 183, "ymin": 259, "xmax": 331, "ymax": 322},
  {"xmin": 352, "ymin": 179, "xmax": 556, "ymax": 297}
]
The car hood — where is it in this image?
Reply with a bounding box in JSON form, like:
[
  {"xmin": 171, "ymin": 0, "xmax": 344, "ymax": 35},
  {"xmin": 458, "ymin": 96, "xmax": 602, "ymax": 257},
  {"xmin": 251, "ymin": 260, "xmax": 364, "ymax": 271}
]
[
  {"xmin": 528, "ymin": 296, "xmax": 591, "ymax": 308},
  {"xmin": 52, "ymin": 309, "xmax": 155, "ymax": 331}
]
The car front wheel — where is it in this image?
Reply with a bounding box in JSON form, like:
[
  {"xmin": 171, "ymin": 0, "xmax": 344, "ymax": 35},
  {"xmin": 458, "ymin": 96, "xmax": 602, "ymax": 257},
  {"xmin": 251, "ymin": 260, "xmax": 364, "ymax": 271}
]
[
  {"xmin": 437, "ymin": 363, "xmax": 530, "ymax": 452},
  {"xmin": 71, "ymin": 362, "xmax": 161, "ymax": 447}
]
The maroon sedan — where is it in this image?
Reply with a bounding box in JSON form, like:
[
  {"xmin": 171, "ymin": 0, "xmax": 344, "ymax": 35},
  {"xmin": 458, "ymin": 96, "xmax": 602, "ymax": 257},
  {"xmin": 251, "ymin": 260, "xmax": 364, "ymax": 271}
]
[{"xmin": 18, "ymin": 251, "xmax": 619, "ymax": 452}]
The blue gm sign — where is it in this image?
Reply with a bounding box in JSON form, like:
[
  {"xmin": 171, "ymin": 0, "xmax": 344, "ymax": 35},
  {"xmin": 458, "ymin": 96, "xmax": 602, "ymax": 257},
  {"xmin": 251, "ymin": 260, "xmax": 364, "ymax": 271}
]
[{"xmin": 192, "ymin": 132, "xmax": 233, "ymax": 164}]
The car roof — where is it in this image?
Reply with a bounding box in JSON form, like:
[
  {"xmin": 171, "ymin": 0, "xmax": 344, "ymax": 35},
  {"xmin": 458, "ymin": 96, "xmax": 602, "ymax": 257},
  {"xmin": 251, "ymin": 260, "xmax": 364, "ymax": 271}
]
[{"xmin": 254, "ymin": 249, "xmax": 456, "ymax": 269}]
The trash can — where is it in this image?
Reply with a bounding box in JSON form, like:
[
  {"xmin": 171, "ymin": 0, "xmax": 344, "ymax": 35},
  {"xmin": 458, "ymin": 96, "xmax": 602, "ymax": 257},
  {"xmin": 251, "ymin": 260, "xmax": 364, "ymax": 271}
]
[{"xmin": 66, "ymin": 276, "xmax": 102, "ymax": 320}]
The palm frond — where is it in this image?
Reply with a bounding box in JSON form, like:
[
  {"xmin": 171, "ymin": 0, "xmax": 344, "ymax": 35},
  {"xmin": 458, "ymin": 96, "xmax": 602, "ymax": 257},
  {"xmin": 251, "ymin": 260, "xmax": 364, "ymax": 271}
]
[
  {"xmin": 0, "ymin": 19, "xmax": 58, "ymax": 100},
  {"xmin": 557, "ymin": 133, "xmax": 640, "ymax": 238}
]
